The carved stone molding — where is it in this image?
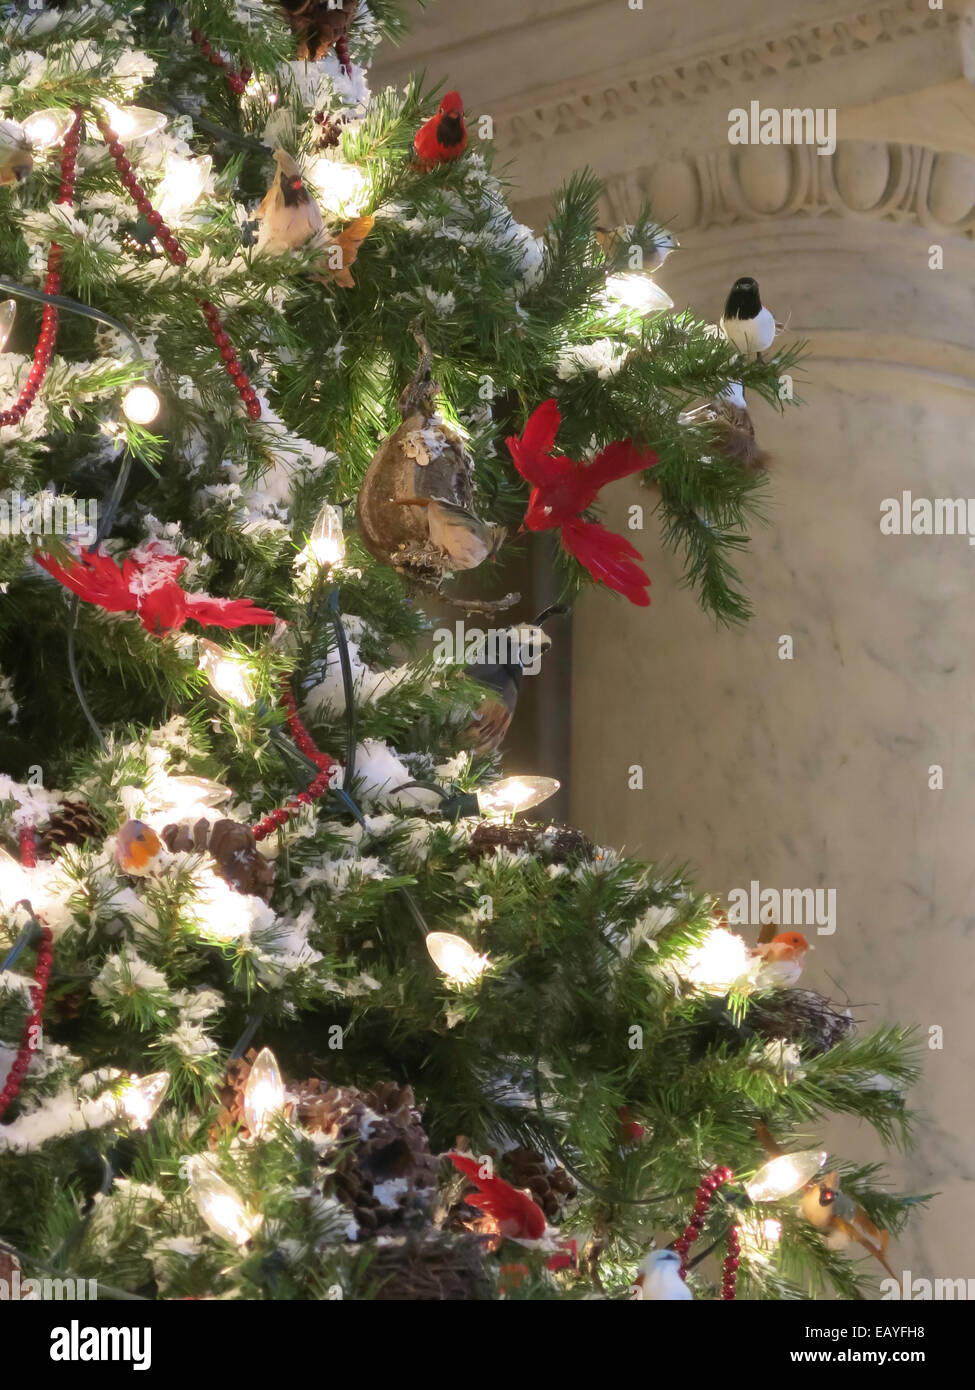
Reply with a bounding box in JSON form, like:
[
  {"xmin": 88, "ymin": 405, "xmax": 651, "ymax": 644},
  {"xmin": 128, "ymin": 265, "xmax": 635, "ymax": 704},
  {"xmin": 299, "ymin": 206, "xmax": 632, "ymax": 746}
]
[
  {"xmin": 496, "ymin": 0, "xmax": 960, "ymax": 152},
  {"xmin": 599, "ymin": 141, "xmax": 975, "ymax": 239}
]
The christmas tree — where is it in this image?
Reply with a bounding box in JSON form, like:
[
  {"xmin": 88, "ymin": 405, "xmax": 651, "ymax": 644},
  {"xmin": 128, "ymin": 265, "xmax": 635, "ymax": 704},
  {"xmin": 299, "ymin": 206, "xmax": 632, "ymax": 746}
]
[{"xmin": 0, "ymin": 1, "xmax": 920, "ymax": 1303}]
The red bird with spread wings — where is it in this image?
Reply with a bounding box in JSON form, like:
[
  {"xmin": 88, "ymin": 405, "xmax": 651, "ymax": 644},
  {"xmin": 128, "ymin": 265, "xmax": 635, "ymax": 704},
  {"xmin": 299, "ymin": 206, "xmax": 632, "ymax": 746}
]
[
  {"xmin": 449, "ymin": 1152, "xmax": 547, "ymax": 1240},
  {"xmin": 413, "ymin": 90, "xmax": 468, "ymax": 169},
  {"xmin": 34, "ymin": 540, "xmax": 276, "ymax": 635},
  {"xmin": 506, "ymin": 399, "xmax": 657, "ymax": 607}
]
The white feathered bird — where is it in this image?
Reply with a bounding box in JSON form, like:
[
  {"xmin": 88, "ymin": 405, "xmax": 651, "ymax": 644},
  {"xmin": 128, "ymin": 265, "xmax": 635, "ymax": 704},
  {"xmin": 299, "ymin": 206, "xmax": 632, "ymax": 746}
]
[{"xmin": 634, "ymin": 1249, "xmax": 693, "ymax": 1300}]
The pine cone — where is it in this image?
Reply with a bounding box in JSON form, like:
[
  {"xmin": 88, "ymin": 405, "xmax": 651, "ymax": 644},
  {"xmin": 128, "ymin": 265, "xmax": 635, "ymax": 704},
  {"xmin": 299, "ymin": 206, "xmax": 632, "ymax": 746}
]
[
  {"xmin": 37, "ymin": 798, "xmax": 106, "ymax": 856},
  {"xmin": 211, "ymin": 1050, "xmax": 257, "ymax": 1139},
  {"xmin": 160, "ymin": 817, "xmax": 274, "ymax": 901},
  {"xmin": 280, "ymin": 0, "xmax": 360, "ymax": 61},
  {"xmin": 468, "ymin": 821, "xmax": 594, "ymax": 865},
  {"xmin": 504, "ymin": 1146, "xmax": 577, "ymax": 1222},
  {"xmin": 295, "ymin": 1078, "xmax": 440, "ymax": 1236}
]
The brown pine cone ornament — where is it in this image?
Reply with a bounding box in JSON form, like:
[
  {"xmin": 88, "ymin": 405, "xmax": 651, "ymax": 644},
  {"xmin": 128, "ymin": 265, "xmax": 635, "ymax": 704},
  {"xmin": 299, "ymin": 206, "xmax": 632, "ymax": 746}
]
[
  {"xmin": 280, "ymin": 0, "xmax": 360, "ymax": 62},
  {"xmin": 160, "ymin": 818, "xmax": 274, "ymax": 901},
  {"xmin": 211, "ymin": 1050, "xmax": 257, "ymax": 1139},
  {"xmin": 295, "ymin": 1078, "xmax": 440, "ymax": 1235},
  {"xmin": 37, "ymin": 797, "xmax": 106, "ymax": 857},
  {"xmin": 503, "ymin": 1145, "xmax": 577, "ymax": 1222}
]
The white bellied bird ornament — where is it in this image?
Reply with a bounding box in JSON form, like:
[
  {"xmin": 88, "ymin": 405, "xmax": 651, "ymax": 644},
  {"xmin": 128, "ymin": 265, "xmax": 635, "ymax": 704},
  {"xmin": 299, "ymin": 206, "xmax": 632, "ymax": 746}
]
[
  {"xmin": 720, "ymin": 276, "xmax": 777, "ymax": 360},
  {"xmin": 634, "ymin": 1249, "xmax": 692, "ymax": 1300},
  {"xmin": 462, "ymin": 605, "xmax": 566, "ymax": 755}
]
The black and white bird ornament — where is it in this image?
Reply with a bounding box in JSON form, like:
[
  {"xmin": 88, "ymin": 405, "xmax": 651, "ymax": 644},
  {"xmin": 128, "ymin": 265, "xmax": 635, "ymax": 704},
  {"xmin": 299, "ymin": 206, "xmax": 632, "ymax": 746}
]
[
  {"xmin": 720, "ymin": 276, "xmax": 777, "ymax": 360},
  {"xmin": 463, "ymin": 604, "xmax": 566, "ymax": 756}
]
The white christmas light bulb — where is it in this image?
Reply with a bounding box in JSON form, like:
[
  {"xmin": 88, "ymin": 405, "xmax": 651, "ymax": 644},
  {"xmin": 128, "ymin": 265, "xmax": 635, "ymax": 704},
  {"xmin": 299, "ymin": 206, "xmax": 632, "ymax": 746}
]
[
  {"xmin": 0, "ymin": 300, "xmax": 15, "ymax": 354},
  {"xmin": 307, "ymin": 502, "xmax": 346, "ymax": 569},
  {"xmin": 187, "ymin": 1159, "xmax": 262, "ymax": 1245},
  {"xmin": 198, "ymin": 640, "xmax": 257, "ymax": 707},
  {"xmin": 119, "ymin": 1071, "xmax": 170, "ymax": 1129},
  {"xmin": 744, "ymin": 1150, "xmax": 828, "ymax": 1203},
  {"xmin": 605, "ymin": 273, "xmax": 674, "ymax": 314},
  {"xmin": 682, "ymin": 927, "xmax": 753, "ymax": 993},
  {"xmin": 425, "ymin": 931, "xmax": 490, "ymax": 986},
  {"xmin": 738, "ymin": 1214, "xmax": 782, "ymax": 1263},
  {"xmin": 307, "ymin": 157, "xmax": 369, "ymax": 216},
  {"xmin": 22, "ymin": 108, "xmax": 74, "ymax": 150},
  {"xmin": 98, "ymin": 102, "xmax": 167, "ymax": 141},
  {"xmin": 0, "ymin": 849, "xmax": 30, "ymax": 910},
  {"xmin": 242, "ymin": 1047, "xmax": 285, "ymax": 1136},
  {"xmin": 122, "ymin": 384, "xmax": 161, "ymax": 425},
  {"xmin": 155, "ymin": 154, "xmax": 212, "ymax": 222},
  {"xmin": 475, "ymin": 775, "xmax": 559, "ymax": 820}
]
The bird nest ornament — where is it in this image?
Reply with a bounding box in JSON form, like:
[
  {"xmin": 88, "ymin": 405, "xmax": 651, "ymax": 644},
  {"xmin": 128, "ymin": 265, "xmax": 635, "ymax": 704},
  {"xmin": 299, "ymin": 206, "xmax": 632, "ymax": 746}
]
[
  {"xmin": 356, "ymin": 330, "xmax": 517, "ymax": 614},
  {"xmin": 467, "ymin": 821, "xmax": 594, "ymax": 865}
]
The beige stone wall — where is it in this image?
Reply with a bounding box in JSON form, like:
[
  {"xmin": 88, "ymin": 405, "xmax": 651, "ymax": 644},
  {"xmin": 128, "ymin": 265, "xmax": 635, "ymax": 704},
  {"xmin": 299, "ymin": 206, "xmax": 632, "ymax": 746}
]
[{"xmin": 375, "ymin": 0, "xmax": 975, "ymax": 1285}]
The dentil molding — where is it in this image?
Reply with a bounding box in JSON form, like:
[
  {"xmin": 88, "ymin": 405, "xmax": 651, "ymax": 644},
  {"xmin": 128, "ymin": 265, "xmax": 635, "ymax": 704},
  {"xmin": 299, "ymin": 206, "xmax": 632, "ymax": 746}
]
[{"xmin": 495, "ymin": 0, "xmax": 961, "ymax": 151}]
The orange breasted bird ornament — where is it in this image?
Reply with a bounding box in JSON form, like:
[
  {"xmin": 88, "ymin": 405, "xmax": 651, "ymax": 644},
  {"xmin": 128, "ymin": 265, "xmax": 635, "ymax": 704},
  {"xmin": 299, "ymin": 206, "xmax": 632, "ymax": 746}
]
[
  {"xmin": 115, "ymin": 820, "xmax": 163, "ymax": 875},
  {"xmin": 752, "ymin": 930, "xmax": 810, "ymax": 988}
]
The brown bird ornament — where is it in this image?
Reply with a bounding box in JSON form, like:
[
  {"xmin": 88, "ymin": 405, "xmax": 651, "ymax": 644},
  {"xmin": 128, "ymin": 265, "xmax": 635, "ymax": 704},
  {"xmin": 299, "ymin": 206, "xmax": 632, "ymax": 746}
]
[
  {"xmin": 800, "ymin": 1171, "xmax": 897, "ymax": 1279},
  {"xmin": 679, "ymin": 382, "xmax": 770, "ymax": 471},
  {"xmin": 0, "ymin": 119, "xmax": 33, "ymax": 187},
  {"xmin": 255, "ymin": 149, "xmax": 373, "ymax": 287}
]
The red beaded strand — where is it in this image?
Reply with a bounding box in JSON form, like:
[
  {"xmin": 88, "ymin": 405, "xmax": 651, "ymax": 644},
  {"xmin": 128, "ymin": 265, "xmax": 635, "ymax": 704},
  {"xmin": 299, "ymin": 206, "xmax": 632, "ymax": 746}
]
[
  {"xmin": 188, "ymin": 26, "xmax": 253, "ymax": 96},
  {"xmin": 251, "ymin": 682, "xmax": 338, "ymax": 841},
  {"xmin": 95, "ymin": 111, "xmax": 262, "ymax": 421},
  {"xmin": 674, "ymin": 1165, "xmax": 739, "ymax": 1300},
  {"xmin": 0, "ymin": 109, "xmax": 81, "ymax": 430},
  {"xmin": 0, "ymin": 827, "xmax": 54, "ymax": 1122},
  {"xmin": 721, "ymin": 1223, "xmax": 741, "ymax": 1301}
]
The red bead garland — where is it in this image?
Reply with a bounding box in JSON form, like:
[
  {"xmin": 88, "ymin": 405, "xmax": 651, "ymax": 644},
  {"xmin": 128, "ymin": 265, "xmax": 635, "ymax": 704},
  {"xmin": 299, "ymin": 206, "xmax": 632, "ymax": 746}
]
[
  {"xmin": 0, "ymin": 827, "xmax": 54, "ymax": 1122},
  {"xmin": 95, "ymin": 112, "xmax": 262, "ymax": 421},
  {"xmin": 189, "ymin": 26, "xmax": 253, "ymax": 96},
  {"xmin": 250, "ymin": 682, "xmax": 338, "ymax": 841},
  {"xmin": 675, "ymin": 1165, "xmax": 740, "ymax": 1300},
  {"xmin": 0, "ymin": 109, "xmax": 81, "ymax": 430}
]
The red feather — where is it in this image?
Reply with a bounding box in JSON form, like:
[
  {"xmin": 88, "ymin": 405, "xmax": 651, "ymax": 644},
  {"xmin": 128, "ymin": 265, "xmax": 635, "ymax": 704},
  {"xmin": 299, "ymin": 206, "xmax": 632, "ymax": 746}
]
[
  {"xmin": 505, "ymin": 402, "xmax": 656, "ymax": 606},
  {"xmin": 34, "ymin": 547, "xmax": 138, "ymax": 614},
  {"xmin": 183, "ymin": 593, "xmax": 282, "ymax": 629},
  {"xmin": 449, "ymin": 1153, "xmax": 547, "ymax": 1240},
  {"xmin": 414, "ymin": 91, "xmax": 468, "ymax": 169},
  {"xmin": 35, "ymin": 543, "xmax": 277, "ymax": 635},
  {"xmin": 560, "ymin": 518, "xmax": 651, "ymax": 606}
]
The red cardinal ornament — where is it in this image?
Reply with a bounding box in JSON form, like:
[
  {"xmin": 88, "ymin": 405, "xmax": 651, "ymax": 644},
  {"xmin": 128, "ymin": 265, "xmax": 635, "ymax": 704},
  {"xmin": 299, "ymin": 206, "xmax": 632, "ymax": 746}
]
[
  {"xmin": 35, "ymin": 541, "xmax": 276, "ymax": 636},
  {"xmin": 414, "ymin": 91, "xmax": 468, "ymax": 170},
  {"xmin": 506, "ymin": 399, "xmax": 656, "ymax": 606},
  {"xmin": 449, "ymin": 1152, "xmax": 547, "ymax": 1240}
]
